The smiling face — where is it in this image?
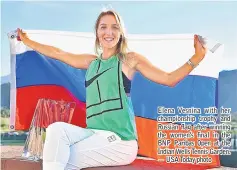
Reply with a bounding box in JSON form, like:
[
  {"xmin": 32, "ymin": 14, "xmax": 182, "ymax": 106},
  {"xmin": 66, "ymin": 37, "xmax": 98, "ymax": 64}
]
[
  {"xmin": 94, "ymin": 10, "xmax": 128, "ymax": 57},
  {"xmin": 97, "ymin": 14, "xmax": 121, "ymax": 50}
]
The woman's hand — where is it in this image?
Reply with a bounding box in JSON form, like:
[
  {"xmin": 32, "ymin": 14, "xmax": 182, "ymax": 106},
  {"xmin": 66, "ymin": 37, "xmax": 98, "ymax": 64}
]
[
  {"xmin": 17, "ymin": 28, "xmax": 29, "ymax": 42},
  {"xmin": 194, "ymin": 34, "xmax": 207, "ymax": 60}
]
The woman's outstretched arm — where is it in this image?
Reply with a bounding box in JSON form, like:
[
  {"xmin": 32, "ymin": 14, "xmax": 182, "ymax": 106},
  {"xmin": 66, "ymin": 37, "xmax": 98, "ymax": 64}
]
[
  {"xmin": 17, "ymin": 28, "xmax": 97, "ymax": 69},
  {"xmin": 131, "ymin": 35, "xmax": 207, "ymax": 87}
]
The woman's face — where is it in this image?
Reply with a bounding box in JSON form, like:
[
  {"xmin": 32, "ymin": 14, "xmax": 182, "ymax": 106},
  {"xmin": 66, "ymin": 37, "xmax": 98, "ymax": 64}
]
[{"xmin": 97, "ymin": 14, "xmax": 121, "ymax": 50}]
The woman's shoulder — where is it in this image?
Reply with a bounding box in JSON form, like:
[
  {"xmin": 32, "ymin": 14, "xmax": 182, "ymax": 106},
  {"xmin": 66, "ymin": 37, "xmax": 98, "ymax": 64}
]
[
  {"xmin": 126, "ymin": 51, "xmax": 144, "ymax": 61},
  {"xmin": 123, "ymin": 51, "xmax": 152, "ymax": 71},
  {"xmin": 126, "ymin": 51, "xmax": 151, "ymax": 64},
  {"xmin": 79, "ymin": 54, "xmax": 97, "ymax": 69},
  {"xmin": 123, "ymin": 52, "xmax": 140, "ymax": 68},
  {"xmin": 127, "ymin": 51, "xmax": 147, "ymax": 59},
  {"xmin": 86, "ymin": 54, "xmax": 97, "ymax": 60}
]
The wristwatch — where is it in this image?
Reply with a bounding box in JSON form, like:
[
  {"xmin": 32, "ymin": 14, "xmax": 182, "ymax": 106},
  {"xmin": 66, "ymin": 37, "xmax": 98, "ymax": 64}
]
[{"xmin": 187, "ymin": 59, "xmax": 198, "ymax": 68}]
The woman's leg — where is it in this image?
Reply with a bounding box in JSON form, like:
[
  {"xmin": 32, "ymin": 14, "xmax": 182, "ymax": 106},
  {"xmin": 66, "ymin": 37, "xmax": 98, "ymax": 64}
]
[
  {"xmin": 65, "ymin": 129, "xmax": 138, "ymax": 170},
  {"xmin": 42, "ymin": 122, "xmax": 138, "ymax": 170},
  {"xmin": 42, "ymin": 122, "xmax": 95, "ymax": 170}
]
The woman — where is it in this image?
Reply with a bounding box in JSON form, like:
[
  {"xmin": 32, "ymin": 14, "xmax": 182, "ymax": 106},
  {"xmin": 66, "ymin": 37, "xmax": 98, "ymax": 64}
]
[{"xmin": 17, "ymin": 9, "xmax": 206, "ymax": 170}]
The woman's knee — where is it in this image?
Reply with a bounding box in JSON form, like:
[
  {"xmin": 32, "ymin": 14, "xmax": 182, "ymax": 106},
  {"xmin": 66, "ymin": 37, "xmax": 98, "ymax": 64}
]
[
  {"xmin": 128, "ymin": 154, "xmax": 137, "ymax": 164},
  {"xmin": 125, "ymin": 142, "xmax": 138, "ymax": 164},
  {"xmin": 46, "ymin": 122, "xmax": 67, "ymax": 135}
]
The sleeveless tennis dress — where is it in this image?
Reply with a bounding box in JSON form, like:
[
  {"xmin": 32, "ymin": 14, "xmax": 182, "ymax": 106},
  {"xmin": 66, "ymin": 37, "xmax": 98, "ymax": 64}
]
[{"xmin": 85, "ymin": 54, "xmax": 137, "ymax": 141}]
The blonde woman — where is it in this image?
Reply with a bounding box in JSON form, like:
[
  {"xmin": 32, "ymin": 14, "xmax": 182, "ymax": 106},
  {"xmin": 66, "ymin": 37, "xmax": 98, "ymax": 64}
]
[{"xmin": 17, "ymin": 9, "xmax": 206, "ymax": 170}]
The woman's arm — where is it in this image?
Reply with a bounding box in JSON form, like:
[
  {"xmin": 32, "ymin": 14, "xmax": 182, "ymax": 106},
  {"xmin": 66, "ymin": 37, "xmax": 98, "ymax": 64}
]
[
  {"xmin": 132, "ymin": 35, "xmax": 207, "ymax": 87},
  {"xmin": 18, "ymin": 29, "xmax": 96, "ymax": 69}
]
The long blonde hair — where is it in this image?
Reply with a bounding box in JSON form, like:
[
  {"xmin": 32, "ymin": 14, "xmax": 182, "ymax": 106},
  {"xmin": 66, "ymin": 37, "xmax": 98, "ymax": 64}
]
[{"xmin": 94, "ymin": 9, "xmax": 129, "ymax": 62}]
